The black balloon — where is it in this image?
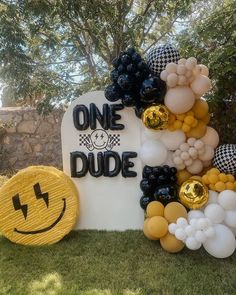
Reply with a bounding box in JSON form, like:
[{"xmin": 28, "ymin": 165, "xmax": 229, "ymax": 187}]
[
  {"xmin": 122, "ymin": 94, "xmax": 136, "ymax": 107},
  {"xmin": 110, "ymin": 69, "xmax": 119, "ymax": 82},
  {"xmin": 154, "ymin": 185, "xmax": 178, "ymax": 206},
  {"xmin": 140, "ymin": 76, "xmax": 166, "ymax": 103},
  {"xmin": 121, "ymin": 54, "xmax": 131, "ymax": 65},
  {"xmin": 104, "ymin": 84, "xmax": 122, "ymax": 102},
  {"xmin": 117, "ymin": 74, "xmax": 133, "ymax": 91},
  {"xmin": 140, "ymin": 179, "xmax": 153, "ymax": 194},
  {"xmin": 140, "ymin": 195, "xmax": 154, "ymax": 210}
]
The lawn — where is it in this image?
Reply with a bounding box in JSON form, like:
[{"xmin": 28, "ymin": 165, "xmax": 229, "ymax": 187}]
[{"xmin": 0, "ymin": 230, "xmax": 235, "ymax": 295}]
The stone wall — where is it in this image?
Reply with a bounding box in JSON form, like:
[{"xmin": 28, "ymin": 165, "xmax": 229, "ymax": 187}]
[{"xmin": 0, "ymin": 107, "xmax": 64, "ymax": 170}]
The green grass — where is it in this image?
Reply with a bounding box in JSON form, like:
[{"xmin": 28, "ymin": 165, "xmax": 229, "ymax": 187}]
[{"xmin": 0, "ymin": 231, "xmax": 235, "ymax": 295}]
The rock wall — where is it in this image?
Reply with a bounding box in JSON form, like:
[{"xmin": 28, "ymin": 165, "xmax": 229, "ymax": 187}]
[{"xmin": 0, "ymin": 107, "xmax": 64, "ymax": 170}]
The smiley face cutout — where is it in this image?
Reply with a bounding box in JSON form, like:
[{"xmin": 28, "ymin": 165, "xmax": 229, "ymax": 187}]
[
  {"xmin": 90, "ymin": 129, "xmax": 109, "ymax": 149},
  {"xmin": 0, "ymin": 166, "xmax": 79, "ymax": 245}
]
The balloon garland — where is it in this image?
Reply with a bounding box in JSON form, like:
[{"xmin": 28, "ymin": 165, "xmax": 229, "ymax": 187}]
[{"xmin": 105, "ymin": 44, "xmax": 236, "ymax": 258}]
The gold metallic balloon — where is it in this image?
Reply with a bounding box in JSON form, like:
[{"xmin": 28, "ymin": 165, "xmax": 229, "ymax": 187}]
[
  {"xmin": 142, "ymin": 105, "xmax": 169, "ymax": 130},
  {"xmin": 179, "ymin": 179, "xmax": 208, "ymax": 209}
]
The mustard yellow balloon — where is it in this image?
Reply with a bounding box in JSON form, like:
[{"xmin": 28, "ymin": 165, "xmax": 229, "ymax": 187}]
[
  {"xmin": 143, "ymin": 218, "xmax": 159, "ymax": 240},
  {"xmin": 147, "ymin": 216, "xmax": 168, "ymax": 239},
  {"xmin": 177, "ymin": 170, "xmax": 192, "ymax": 185},
  {"xmin": 146, "ymin": 201, "xmax": 164, "ymax": 218},
  {"xmin": 142, "ymin": 105, "xmax": 169, "ymax": 130},
  {"xmin": 160, "ymin": 233, "xmax": 185, "ymax": 253},
  {"xmin": 192, "ymin": 98, "xmax": 209, "ymax": 119},
  {"xmin": 179, "ymin": 179, "xmax": 208, "ymax": 209},
  {"xmin": 0, "ymin": 166, "xmax": 79, "ymax": 245},
  {"xmin": 186, "ymin": 120, "xmax": 207, "ymax": 138},
  {"xmin": 164, "ymin": 202, "xmax": 188, "ymax": 223}
]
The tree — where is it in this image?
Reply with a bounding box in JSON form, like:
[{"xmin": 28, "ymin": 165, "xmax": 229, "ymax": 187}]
[
  {"xmin": 177, "ymin": 0, "xmax": 236, "ymax": 143},
  {"xmin": 0, "ymin": 0, "xmax": 198, "ymax": 113}
]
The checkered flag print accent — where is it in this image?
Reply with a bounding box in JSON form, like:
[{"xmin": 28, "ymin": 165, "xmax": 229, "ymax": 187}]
[
  {"xmin": 147, "ymin": 44, "xmax": 180, "ymax": 76},
  {"xmin": 79, "ymin": 134, "xmax": 89, "ymax": 146},
  {"xmin": 213, "ymin": 144, "xmax": 236, "ymax": 175},
  {"xmin": 109, "ymin": 134, "xmax": 120, "ymax": 146}
]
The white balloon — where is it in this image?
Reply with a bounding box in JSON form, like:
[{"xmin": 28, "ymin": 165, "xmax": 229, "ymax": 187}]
[
  {"xmin": 198, "ymin": 145, "xmax": 215, "ymax": 161},
  {"xmin": 186, "ymin": 237, "xmax": 202, "ymax": 250},
  {"xmin": 190, "ymin": 75, "xmax": 212, "ymax": 96},
  {"xmin": 143, "ymin": 127, "xmax": 164, "ymax": 140},
  {"xmin": 195, "ymin": 230, "xmax": 207, "ymax": 243},
  {"xmin": 203, "ymin": 224, "xmax": 236, "ymax": 258},
  {"xmin": 168, "ymin": 223, "xmax": 177, "ymax": 235},
  {"xmin": 188, "ymin": 210, "xmax": 205, "ymax": 221},
  {"xmin": 218, "ymin": 190, "xmax": 236, "ymax": 210},
  {"xmin": 185, "ymin": 225, "xmax": 196, "ymax": 237},
  {"xmin": 160, "ymin": 130, "xmax": 186, "ymax": 151},
  {"xmin": 201, "ymin": 127, "xmax": 219, "ymax": 148},
  {"xmin": 177, "ymin": 217, "xmax": 188, "ymax": 228},
  {"xmin": 204, "ymin": 227, "xmax": 215, "ymax": 238},
  {"xmin": 202, "ymin": 190, "xmax": 218, "ymax": 209},
  {"xmin": 189, "ymin": 218, "xmax": 198, "ymax": 227},
  {"xmin": 224, "ymin": 210, "xmax": 236, "ymax": 228},
  {"xmin": 175, "ymin": 228, "xmax": 187, "ymax": 241},
  {"xmin": 204, "ymin": 204, "xmax": 225, "ymax": 224},
  {"xmin": 227, "ymin": 225, "xmax": 236, "ymax": 237},
  {"xmin": 196, "ymin": 218, "xmax": 209, "ymax": 230},
  {"xmin": 163, "ymin": 151, "xmax": 176, "ymax": 167},
  {"xmin": 140, "ymin": 140, "xmax": 168, "ymax": 166}
]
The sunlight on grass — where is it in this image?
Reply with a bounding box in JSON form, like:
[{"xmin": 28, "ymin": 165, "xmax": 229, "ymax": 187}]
[
  {"xmin": 80, "ymin": 289, "xmax": 142, "ymax": 295},
  {"xmin": 28, "ymin": 273, "xmax": 62, "ymax": 295}
]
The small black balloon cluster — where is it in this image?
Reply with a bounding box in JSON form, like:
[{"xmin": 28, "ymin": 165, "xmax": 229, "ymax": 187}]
[
  {"xmin": 104, "ymin": 48, "xmax": 166, "ymax": 118},
  {"xmin": 140, "ymin": 165, "xmax": 178, "ymax": 209}
]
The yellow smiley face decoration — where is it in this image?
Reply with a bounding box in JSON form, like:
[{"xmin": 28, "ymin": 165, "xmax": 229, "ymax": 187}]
[{"xmin": 0, "ymin": 166, "xmax": 79, "ymax": 245}]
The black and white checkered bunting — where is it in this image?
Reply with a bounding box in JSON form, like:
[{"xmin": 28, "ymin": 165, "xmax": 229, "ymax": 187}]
[
  {"xmin": 147, "ymin": 44, "xmax": 180, "ymax": 76},
  {"xmin": 79, "ymin": 134, "xmax": 89, "ymax": 146},
  {"xmin": 213, "ymin": 144, "xmax": 236, "ymax": 175},
  {"xmin": 109, "ymin": 134, "xmax": 120, "ymax": 146}
]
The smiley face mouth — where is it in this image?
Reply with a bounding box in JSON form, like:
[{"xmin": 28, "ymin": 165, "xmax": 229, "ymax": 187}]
[
  {"xmin": 93, "ymin": 141, "xmax": 106, "ymax": 148},
  {"xmin": 14, "ymin": 198, "xmax": 66, "ymax": 235}
]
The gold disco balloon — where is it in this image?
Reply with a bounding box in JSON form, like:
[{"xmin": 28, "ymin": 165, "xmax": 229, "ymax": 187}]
[
  {"xmin": 179, "ymin": 179, "xmax": 208, "ymax": 209},
  {"xmin": 142, "ymin": 105, "xmax": 169, "ymax": 130}
]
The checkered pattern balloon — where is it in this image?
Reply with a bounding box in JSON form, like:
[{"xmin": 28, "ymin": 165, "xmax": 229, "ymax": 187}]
[
  {"xmin": 147, "ymin": 44, "xmax": 180, "ymax": 76},
  {"xmin": 213, "ymin": 144, "xmax": 236, "ymax": 175}
]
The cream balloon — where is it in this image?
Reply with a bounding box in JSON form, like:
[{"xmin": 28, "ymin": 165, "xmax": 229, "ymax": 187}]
[
  {"xmin": 139, "ymin": 140, "xmax": 168, "ymax": 167},
  {"xmin": 199, "ymin": 64, "xmax": 209, "ymax": 77},
  {"xmin": 201, "ymin": 127, "xmax": 219, "ymax": 148},
  {"xmin": 164, "ymin": 86, "xmax": 195, "ymax": 114},
  {"xmin": 190, "ymin": 75, "xmax": 212, "ymax": 96},
  {"xmin": 198, "ymin": 145, "xmax": 215, "ymax": 161},
  {"xmin": 160, "ymin": 129, "xmax": 186, "ymax": 150},
  {"xmin": 186, "ymin": 159, "xmax": 203, "ymax": 174},
  {"xmin": 203, "ymin": 224, "xmax": 236, "ymax": 258}
]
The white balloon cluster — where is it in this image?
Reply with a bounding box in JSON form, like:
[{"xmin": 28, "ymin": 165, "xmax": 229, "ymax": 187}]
[
  {"xmin": 140, "ymin": 128, "xmax": 186, "ymax": 167},
  {"xmin": 169, "ymin": 190, "xmax": 236, "ymax": 258},
  {"xmin": 172, "ymin": 137, "xmax": 214, "ymax": 173},
  {"xmin": 169, "ymin": 216, "xmax": 214, "ymax": 251}
]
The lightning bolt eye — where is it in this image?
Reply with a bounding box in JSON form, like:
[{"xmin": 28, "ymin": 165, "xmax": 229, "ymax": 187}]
[
  {"xmin": 100, "ymin": 134, "xmax": 104, "ymax": 139},
  {"xmin": 95, "ymin": 133, "xmax": 98, "ymax": 139},
  {"xmin": 34, "ymin": 183, "xmax": 49, "ymax": 207},
  {"xmin": 12, "ymin": 194, "xmax": 28, "ymax": 219}
]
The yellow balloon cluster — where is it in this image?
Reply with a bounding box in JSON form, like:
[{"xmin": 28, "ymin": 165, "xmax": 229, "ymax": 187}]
[
  {"xmin": 201, "ymin": 168, "xmax": 236, "ymax": 192},
  {"xmin": 143, "ymin": 201, "xmax": 187, "ymax": 253},
  {"xmin": 168, "ymin": 98, "xmax": 210, "ymax": 138}
]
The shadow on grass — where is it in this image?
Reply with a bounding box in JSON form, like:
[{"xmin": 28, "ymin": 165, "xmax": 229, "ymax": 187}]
[{"xmin": 0, "ymin": 231, "xmax": 235, "ymax": 295}]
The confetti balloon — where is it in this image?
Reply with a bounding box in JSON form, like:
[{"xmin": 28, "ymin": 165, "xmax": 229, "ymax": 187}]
[
  {"xmin": 142, "ymin": 105, "xmax": 169, "ymax": 130},
  {"xmin": 179, "ymin": 179, "xmax": 209, "ymax": 209}
]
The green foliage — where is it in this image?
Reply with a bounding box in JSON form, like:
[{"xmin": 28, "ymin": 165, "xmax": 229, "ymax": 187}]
[
  {"xmin": 0, "ymin": 0, "xmax": 198, "ymax": 113},
  {"xmin": 177, "ymin": 0, "xmax": 236, "ymax": 143},
  {"xmin": 0, "ymin": 231, "xmax": 236, "ymax": 294}
]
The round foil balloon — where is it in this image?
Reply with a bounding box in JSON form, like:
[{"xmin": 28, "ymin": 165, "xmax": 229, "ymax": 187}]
[
  {"xmin": 142, "ymin": 105, "xmax": 169, "ymax": 130},
  {"xmin": 0, "ymin": 166, "xmax": 79, "ymax": 245},
  {"xmin": 179, "ymin": 179, "xmax": 208, "ymax": 209}
]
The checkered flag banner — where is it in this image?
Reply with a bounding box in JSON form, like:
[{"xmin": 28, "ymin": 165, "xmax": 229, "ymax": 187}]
[
  {"xmin": 213, "ymin": 144, "xmax": 236, "ymax": 175},
  {"xmin": 109, "ymin": 134, "xmax": 120, "ymax": 147},
  {"xmin": 79, "ymin": 134, "xmax": 89, "ymax": 146},
  {"xmin": 147, "ymin": 44, "xmax": 180, "ymax": 76}
]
